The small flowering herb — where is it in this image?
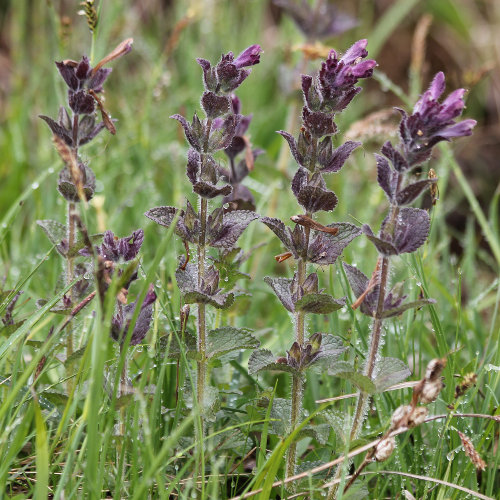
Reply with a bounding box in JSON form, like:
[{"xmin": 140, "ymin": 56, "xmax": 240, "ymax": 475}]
[
  {"xmin": 250, "ymin": 39, "xmax": 375, "ymax": 480},
  {"xmin": 38, "ymin": 39, "xmax": 133, "ymax": 382},
  {"xmin": 329, "ymin": 72, "xmax": 476, "ymax": 500},
  {"xmin": 145, "ymin": 46, "xmax": 262, "ymax": 436}
]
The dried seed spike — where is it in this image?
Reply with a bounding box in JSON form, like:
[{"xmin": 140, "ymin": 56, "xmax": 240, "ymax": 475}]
[
  {"xmin": 91, "ymin": 38, "xmax": 134, "ymax": 76},
  {"xmin": 458, "ymin": 431, "xmax": 486, "ymax": 471},
  {"xmin": 275, "ymin": 251, "xmax": 293, "ymax": 263},
  {"xmin": 290, "ymin": 214, "xmax": 339, "ymax": 235},
  {"xmin": 88, "ymin": 89, "xmax": 116, "ymax": 135}
]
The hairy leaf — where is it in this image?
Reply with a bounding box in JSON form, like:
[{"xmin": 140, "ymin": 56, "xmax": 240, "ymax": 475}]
[
  {"xmin": 390, "ymin": 207, "xmax": 430, "ymax": 254},
  {"xmin": 158, "ymin": 331, "xmax": 198, "ymax": 359},
  {"xmin": 396, "ymin": 179, "xmax": 437, "ymax": 206},
  {"xmin": 382, "ymin": 297, "xmax": 436, "ymax": 318},
  {"xmin": 263, "ymin": 276, "xmax": 294, "ymax": 312},
  {"xmin": 294, "ymin": 293, "xmax": 345, "ymax": 314},
  {"xmin": 309, "ymin": 223, "xmax": 362, "ymax": 264},
  {"xmin": 248, "ymin": 349, "xmax": 299, "ymax": 376},
  {"xmin": 373, "ymin": 357, "xmax": 411, "ymax": 392},
  {"xmin": 375, "ymin": 154, "xmax": 397, "ymax": 201},
  {"xmin": 208, "ymin": 210, "xmax": 258, "ymax": 250},
  {"xmin": 362, "ymin": 225, "xmax": 398, "ymax": 256},
  {"xmin": 183, "ymin": 290, "xmax": 235, "ymax": 309},
  {"xmin": 207, "ymin": 327, "xmax": 259, "ymax": 359},
  {"xmin": 328, "ymin": 361, "xmax": 377, "ymax": 393}
]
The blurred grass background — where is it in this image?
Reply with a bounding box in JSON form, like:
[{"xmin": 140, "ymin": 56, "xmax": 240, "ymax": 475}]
[{"xmin": 0, "ymin": 0, "xmax": 499, "ymax": 497}]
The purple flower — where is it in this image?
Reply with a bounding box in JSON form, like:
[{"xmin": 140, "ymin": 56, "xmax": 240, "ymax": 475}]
[
  {"xmin": 54, "ymin": 39, "xmax": 133, "ymax": 115},
  {"xmin": 313, "ymin": 39, "xmax": 376, "ymax": 113},
  {"xmin": 111, "ymin": 286, "xmax": 157, "ymax": 345},
  {"xmin": 233, "ymin": 44, "xmax": 262, "ymax": 68},
  {"xmin": 398, "ymin": 72, "xmax": 476, "ymax": 165},
  {"xmin": 197, "ymin": 45, "xmax": 262, "ymax": 94},
  {"xmin": 83, "ymin": 229, "xmax": 144, "ymax": 261}
]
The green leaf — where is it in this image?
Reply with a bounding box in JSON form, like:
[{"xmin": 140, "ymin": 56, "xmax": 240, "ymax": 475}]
[
  {"xmin": 256, "ymin": 397, "xmax": 291, "ymax": 436},
  {"xmin": 115, "ymin": 393, "xmax": 134, "ymax": 409},
  {"xmin": 37, "ymin": 219, "xmax": 66, "ymax": 245},
  {"xmin": 294, "ymin": 293, "xmax": 345, "ymax": 314},
  {"xmin": 34, "ymin": 399, "xmax": 49, "ymax": 500},
  {"xmin": 248, "ymin": 349, "xmax": 299, "ymax": 376},
  {"xmin": 41, "ymin": 391, "xmax": 69, "ymax": 407},
  {"xmin": 64, "ymin": 345, "xmax": 88, "ymax": 368},
  {"xmin": 373, "ymin": 357, "xmax": 411, "ymax": 392},
  {"xmin": 328, "ymin": 361, "xmax": 376, "ymax": 394},
  {"xmin": 183, "ymin": 290, "xmax": 235, "ymax": 309},
  {"xmin": 382, "ymin": 298, "xmax": 436, "ymax": 318},
  {"xmin": 183, "ymin": 382, "xmax": 220, "ymax": 422},
  {"xmin": 321, "ymin": 408, "xmax": 347, "ymax": 444},
  {"xmin": 310, "ymin": 334, "xmax": 348, "ymax": 372},
  {"xmin": 207, "ymin": 327, "xmax": 259, "ymax": 360},
  {"xmin": 158, "ymin": 331, "xmax": 198, "ymax": 359},
  {"xmin": 0, "ymin": 321, "xmax": 25, "ymax": 337},
  {"xmin": 299, "ymin": 423, "xmax": 330, "ymax": 445}
]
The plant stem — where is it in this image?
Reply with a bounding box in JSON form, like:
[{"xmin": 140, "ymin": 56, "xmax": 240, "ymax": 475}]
[
  {"xmin": 286, "ymin": 138, "xmax": 317, "ymax": 481},
  {"xmin": 197, "ymin": 196, "xmax": 208, "ymax": 429}
]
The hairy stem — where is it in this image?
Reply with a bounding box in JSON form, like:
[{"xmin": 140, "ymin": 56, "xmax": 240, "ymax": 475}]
[
  {"xmin": 195, "ymin": 119, "xmax": 212, "ymax": 463},
  {"xmin": 286, "ymin": 138, "xmax": 317, "ymax": 481}
]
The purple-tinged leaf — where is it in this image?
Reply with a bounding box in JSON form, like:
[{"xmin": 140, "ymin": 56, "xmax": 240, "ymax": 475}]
[
  {"xmin": 193, "ymin": 181, "xmax": 232, "ymax": 199},
  {"xmin": 261, "ymin": 217, "xmax": 295, "ymax": 255},
  {"xmin": 297, "ymin": 186, "xmax": 338, "ymax": 213},
  {"xmin": 302, "ymin": 107, "xmax": 337, "ymax": 138},
  {"xmin": 264, "ymin": 276, "xmax": 294, "ymax": 312},
  {"xmin": 362, "ymin": 224, "xmax": 398, "ymax": 256},
  {"xmin": 342, "ymin": 262, "xmax": 377, "ymax": 316},
  {"xmin": 277, "ymin": 130, "xmax": 305, "ymax": 167},
  {"xmin": 320, "ymin": 141, "xmax": 361, "ymax": 173},
  {"xmin": 381, "ymin": 140, "xmax": 408, "ymax": 171},
  {"xmin": 291, "ymin": 167, "xmax": 308, "ymax": 197},
  {"xmin": 208, "ymin": 210, "xmax": 258, "ymax": 250},
  {"xmin": 308, "ymin": 223, "xmax": 361, "ymax": 265},
  {"xmin": 57, "ymin": 164, "xmax": 96, "ymax": 203},
  {"xmin": 39, "ymin": 115, "xmax": 73, "ymax": 145},
  {"xmin": 387, "ymin": 207, "xmax": 430, "ymax": 254},
  {"xmin": 375, "ymin": 153, "xmax": 397, "ymax": 201},
  {"xmin": 37, "ymin": 219, "xmax": 66, "ymax": 248},
  {"xmin": 200, "ymin": 91, "xmax": 230, "ymax": 119},
  {"xmin": 208, "ymin": 114, "xmax": 239, "ymax": 152},
  {"xmin": 145, "ymin": 206, "xmax": 182, "ymax": 229},
  {"xmin": 396, "ymin": 179, "xmax": 437, "ymax": 206},
  {"xmin": 382, "ymin": 298, "xmax": 436, "ymax": 318},
  {"xmin": 171, "ymin": 114, "xmax": 203, "ymax": 152},
  {"xmin": 294, "ymin": 293, "xmax": 345, "ymax": 314}
]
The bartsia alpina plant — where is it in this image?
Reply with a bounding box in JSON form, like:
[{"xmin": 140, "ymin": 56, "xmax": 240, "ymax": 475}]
[
  {"xmin": 145, "ymin": 46, "xmax": 262, "ymax": 439},
  {"xmin": 37, "ymin": 39, "xmax": 151, "ymax": 391},
  {"xmin": 328, "ymin": 71, "xmax": 476, "ymax": 499},
  {"xmin": 248, "ymin": 39, "xmax": 376, "ymax": 481}
]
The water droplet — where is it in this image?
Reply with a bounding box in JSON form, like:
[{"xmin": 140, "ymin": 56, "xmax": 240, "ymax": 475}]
[{"xmin": 31, "ymin": 182, "xmax": 39, "ymax": 190}]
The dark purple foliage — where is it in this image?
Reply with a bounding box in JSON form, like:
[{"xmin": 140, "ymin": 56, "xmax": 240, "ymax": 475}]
[
  {"xmin": 111, "ymin": 286, "xmax": 157, "ymax": 345},
  {"xmin": 83, "ymin": 229, "xmax": 144, "ymax": 262}
]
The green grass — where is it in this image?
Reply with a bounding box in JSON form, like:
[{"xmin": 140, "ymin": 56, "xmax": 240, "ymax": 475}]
[{"xmin": 1, "ymin": 0, "xmax": 499, "ymax": 498}]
